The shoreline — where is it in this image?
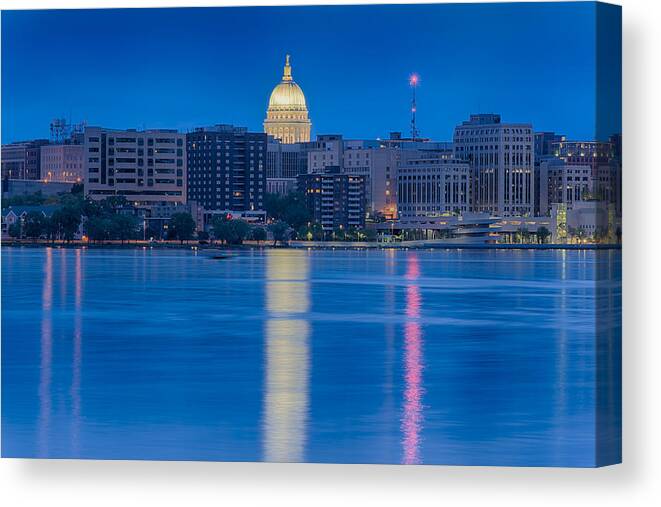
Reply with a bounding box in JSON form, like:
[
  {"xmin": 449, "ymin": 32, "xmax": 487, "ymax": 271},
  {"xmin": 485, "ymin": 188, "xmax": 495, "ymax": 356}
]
[{"xmin": 1, "ymin": 240, "xmax": 622, "ymax": 251}]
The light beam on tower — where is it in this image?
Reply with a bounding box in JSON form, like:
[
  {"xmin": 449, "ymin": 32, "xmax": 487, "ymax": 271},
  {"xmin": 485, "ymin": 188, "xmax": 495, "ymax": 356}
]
[{"xmin": 409, "ymin": 73, "xmax": 420, "ymax": 140}]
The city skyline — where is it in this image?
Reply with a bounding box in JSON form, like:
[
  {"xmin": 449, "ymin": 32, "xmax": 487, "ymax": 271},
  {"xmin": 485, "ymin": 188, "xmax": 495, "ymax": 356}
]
[{"xmin": 1, "ymin": 3, "xmax": 621, "ymax": 144}]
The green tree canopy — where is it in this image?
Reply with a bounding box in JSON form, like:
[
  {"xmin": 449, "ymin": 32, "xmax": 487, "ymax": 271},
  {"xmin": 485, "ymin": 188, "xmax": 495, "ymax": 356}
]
[
  {"xmin": 23, "ymin": 211, "xmax": 48, "ymax": 239},
  {"xmin": 168, "ymin": 212, "xmax": 196, "ymax": 244}
]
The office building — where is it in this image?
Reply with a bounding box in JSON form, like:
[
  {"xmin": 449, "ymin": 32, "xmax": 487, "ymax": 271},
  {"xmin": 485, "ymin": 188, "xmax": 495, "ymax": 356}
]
[
  {"xmin": 397, "ymin": 151, "xmax": 470, "ymax": 217},
  {"xmin": 187, "ymin": 125, "xmax": 267, "ymax": 211},
  {"xmin": 454, "ymin": 114, "xmax": 534, "ymax": 217},
  {"xmin": 1, "ymin": 140, "xmax": 49, "ymax": 180},
  {"xmin": 84, "ymin": 127, "xmax": 186, "ymax": 205},
  {"xmin": 297, "ymin": 166, "xmax": 365, "ymax": 233},
  {"xmin": 40, "ymin": 144, "xmax": 84, "ymax": 183}
]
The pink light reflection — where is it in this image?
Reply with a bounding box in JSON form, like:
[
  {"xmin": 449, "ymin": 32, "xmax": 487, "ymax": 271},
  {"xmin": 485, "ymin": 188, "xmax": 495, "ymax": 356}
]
[{"xmin": 402, "ymin": 253, "xmax": 423, "ymax": 464}]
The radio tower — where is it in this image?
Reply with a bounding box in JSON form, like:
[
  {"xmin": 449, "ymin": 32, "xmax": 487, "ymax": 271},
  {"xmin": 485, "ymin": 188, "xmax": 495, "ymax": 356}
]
[{"xmin": 409, "ymin": 73, "xmax": 420, "ymax": 140}]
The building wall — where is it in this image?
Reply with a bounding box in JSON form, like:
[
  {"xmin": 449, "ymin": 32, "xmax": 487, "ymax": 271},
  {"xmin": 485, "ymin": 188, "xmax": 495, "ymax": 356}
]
[
  {"xmin": 1, "ymin": 140, "xmax": 49, "ymax": 180},
  {"xmin": 40, "ymin": 144, "xmax": 84, "ymax": 183},
  {"xmin": 186, "ymin": 125, "xmax": 266, "ymax": 212},
  {"xmin": 454, "ymin": 114, "xmax": 534, "ymax": 217},
  {"xmin": 298, "ymin": 169, "xmax": 365, "ymax": 232},
  {"xmin": 84, "ymin": 127, "xmax": 186, "ymax": 205},
  {"xmin": 397, "ymin": 151, "xmax": 470, "ymax": 217}
]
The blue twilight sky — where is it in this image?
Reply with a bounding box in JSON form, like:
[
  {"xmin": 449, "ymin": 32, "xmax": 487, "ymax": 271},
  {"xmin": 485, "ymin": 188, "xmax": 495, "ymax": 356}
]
[{"xmin": 1, "ymin": 2, "xmax": 621, "ymax": 144}]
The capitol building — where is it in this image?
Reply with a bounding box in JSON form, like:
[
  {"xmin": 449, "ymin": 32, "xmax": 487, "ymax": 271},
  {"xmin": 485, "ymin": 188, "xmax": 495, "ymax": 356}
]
[{"xmin": 264, "ymin": 55, "xmax": 312, "ymax": 143}]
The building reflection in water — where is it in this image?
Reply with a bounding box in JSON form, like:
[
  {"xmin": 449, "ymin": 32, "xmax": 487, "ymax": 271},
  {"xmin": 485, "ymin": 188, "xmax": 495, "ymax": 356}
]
[
  {"xmin": 263, "ymin": 250, "xmax": 310, "ymax": 462},
  {"xmin": 71, "ymin": 248, "xmax": 83, "ymax": 455},
  {"xmin": 38, "ymin": 248, "xmax": 53, "ymax": 456},
  {"xmin": 402, "ymin": 253, "xmax": 424, "ymax": 464}
]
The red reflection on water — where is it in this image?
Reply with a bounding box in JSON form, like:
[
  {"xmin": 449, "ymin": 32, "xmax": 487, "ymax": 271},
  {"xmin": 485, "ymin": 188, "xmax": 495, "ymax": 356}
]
[
  {"xmin": 38, "ymin": 248, "xmax": 53, "ymax": 456},
  {"xmin": 402, "ymin": 253, "xmax": 423, "ymax": 464}
]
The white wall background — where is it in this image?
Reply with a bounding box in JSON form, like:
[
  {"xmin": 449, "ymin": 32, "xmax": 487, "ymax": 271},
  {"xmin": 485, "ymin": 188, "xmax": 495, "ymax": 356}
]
[{"xmin": 1, "ymin": 0, "xmax": 659, "ymax": 505}]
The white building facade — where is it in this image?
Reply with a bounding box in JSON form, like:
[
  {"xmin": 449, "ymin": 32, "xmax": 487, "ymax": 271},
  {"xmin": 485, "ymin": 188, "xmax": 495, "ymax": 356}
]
[
  {"xmin": 453, "ymin": 114, "xmax": 534, "ymax": 217},
  {"xmin": 397, "ymin": 151, "xmax": 470, "ymax": 218},
  {"xmin": 40, "ymin": 144, "xmax": 84, "ymax": 183}
]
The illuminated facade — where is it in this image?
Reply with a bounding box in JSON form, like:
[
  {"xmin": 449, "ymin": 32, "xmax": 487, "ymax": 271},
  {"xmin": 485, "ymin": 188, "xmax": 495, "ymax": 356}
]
[
  {"xmin": 454, "ymin": 114, "xmax": 534, "ymax": 217},
  {"xmin": 264, "ymin": 55, "xmax": 312, "ymax": 144}
]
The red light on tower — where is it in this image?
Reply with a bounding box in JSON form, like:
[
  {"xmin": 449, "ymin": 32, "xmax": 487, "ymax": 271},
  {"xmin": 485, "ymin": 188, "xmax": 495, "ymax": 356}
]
[{"xmin": 409, "ymin": 73, "xmax": 420, "ymax": 140}]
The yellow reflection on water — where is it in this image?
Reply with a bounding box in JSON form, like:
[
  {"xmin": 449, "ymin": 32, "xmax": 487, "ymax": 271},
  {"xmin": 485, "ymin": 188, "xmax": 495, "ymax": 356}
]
[
  {"xmin": 71, "ymin": 248, "xmax": 83, "ymax": 454},
  {"xmin": 263, "ymin": 250, "xmax": 310, "ymax": 462},
  {"xmin": 38, "ymin": 248, "xmax": 53, "ymax": 456}
]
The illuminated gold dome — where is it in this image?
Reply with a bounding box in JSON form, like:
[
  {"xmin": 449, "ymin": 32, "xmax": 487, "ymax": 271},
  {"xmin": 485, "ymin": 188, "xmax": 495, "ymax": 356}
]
[
  {"xmin": 264, "ymin": 55, "xmax": 312, "ymax": 144},
  {"xmin": 268, "ymin": 82, "xmax": 307, "ymax": 109}
]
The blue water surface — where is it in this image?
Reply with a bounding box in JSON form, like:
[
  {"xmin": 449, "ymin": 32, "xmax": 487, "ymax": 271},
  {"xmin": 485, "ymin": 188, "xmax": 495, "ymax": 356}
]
[{"xmin": 1, "ymin": 247, "xmax": 621, "ymax": 466}]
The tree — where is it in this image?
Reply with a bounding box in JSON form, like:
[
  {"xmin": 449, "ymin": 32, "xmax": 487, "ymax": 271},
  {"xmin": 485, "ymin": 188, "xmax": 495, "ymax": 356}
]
[
  {"xmin": 8, "ymin": 222, "xmax": 22, "ymax": 239},
  {"xmin": 268, "ymin": 220, "xmax": 290, "ymax": 247},
  {"xmin": 358, "ymin": 228, "xmax": 377, "ymax": 242},
  {"xmin": 111, "ymin": 214, "xmax": 140, "ymax": 244},
  {"xmin": 50, "ymin": 206, "xmax": 81, "ymax": 242},
  {"xmin": 212, "ymin": 217, "xmax": 251, "ymax": 245},
  {"xmin": 251, "ymin": 226, "xmax": 267, "ymax": 243},
  {"xmin": 71, "ymin": 182, "xmax": 84, "ymax": 195},
  {"xmin": 264, "ymin": 192, "xmax": 311, "ymax": 230},
  {"xmin": 86, "ymin": 216, "xmax": 114, "ymax": 243},
  {"xmin": 168, "ymin": 212, "xmax": 196, "ymax": 244},
  {"xmin": 537, "ymin": 226, "xmax": 551, "ymax": 244},
  {"xmin": 23, "ymin": 211, "xmax": 47, "ymax": 239},
  {"xmin": 297, "ymin": 222, "xmax": 323, "ymax": 241}
]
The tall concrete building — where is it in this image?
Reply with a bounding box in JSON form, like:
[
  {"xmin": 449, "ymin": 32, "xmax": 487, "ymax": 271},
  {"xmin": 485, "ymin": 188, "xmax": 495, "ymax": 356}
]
[
  {"xmin": 1, "ymin": 140, "xmax": 49, "ymax": 180},
  {"xmin": 539, "ymin": 160, "xmax": 594, "ymax": 215},
  {"xmin": 186, "ymin": 125, "xmax": 266, "ymax": 212},
  {"xmin": 454, "ymin": 114, "xmax": 534, "ymax": 217},
  {"xmin": 266, "ymin": 136, "xmax": 306, "ymax": 195},
  {"xmin": 84, "ymin": 127, "xmax": 186, "ymax": 205},
  {"xmin": 297, "ymin": 167, "xmax": 365, "ymax": 233},
  {"xmin": 264, "ymin": 55, "xmax": 311, "ymax": 144},
  {"xmin": 551, "ymin": 140, "xmax": 614, "ymax": 176},
  {"xmin": 397, "ymin": 151, "xmax": 470, "ymax": 218},
  {"xmin": 40, "ymin": 144, "xmax": 84, "ymax": 183},
  {"xmin": 342, "ymin": 145, "xmax": 399, "ymax": 219},
  {"xmin": 533, "ymin": 132, "xmax": 565, "ymax": 215}
]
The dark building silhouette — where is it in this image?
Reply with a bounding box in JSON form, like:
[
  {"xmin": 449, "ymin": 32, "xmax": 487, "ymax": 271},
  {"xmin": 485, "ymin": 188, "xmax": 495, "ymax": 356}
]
[
  {"xmin": 297, "ymin": 166, "xmax": 365, "ymax": 235},
  {"xmin": 186, "ymin": 125, "xmax": 267, "ymax": 211}
]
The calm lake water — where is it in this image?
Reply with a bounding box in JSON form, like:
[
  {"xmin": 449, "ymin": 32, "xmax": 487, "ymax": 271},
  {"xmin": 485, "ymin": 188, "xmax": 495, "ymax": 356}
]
[{"xmin": 1, "ymin": 246, "xmax": 621, "ymax": 466}]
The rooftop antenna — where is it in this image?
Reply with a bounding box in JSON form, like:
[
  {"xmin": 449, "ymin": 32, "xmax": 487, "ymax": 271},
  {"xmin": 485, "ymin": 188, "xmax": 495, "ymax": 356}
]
[{"xmin": 409, "ymin": 73, "xmax": 420, "ymax": 140}]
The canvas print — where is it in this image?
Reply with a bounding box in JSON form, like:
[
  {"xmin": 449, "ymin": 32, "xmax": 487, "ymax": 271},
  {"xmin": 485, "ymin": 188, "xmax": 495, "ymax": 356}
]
[{"xmin": 1, "ymin": 2, "xmax": 621, "ymax": 467}]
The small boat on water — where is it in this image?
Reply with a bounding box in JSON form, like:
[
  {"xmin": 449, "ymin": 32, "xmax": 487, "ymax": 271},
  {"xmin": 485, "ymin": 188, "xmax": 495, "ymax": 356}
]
[{"xmin": 209, "ymin": 253, "xmax": 234, "ymax": 260}]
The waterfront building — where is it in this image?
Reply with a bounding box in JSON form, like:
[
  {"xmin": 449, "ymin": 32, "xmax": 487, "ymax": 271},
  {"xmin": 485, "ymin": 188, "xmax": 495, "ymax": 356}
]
[
  {"xmin": 266, "ymin": 136, "xmax": 305, "ymax": 195},
  {"xmin": 297, "ymin": 166, "xmax": 365, "ymax": 233},
  {"xmin": 264, "ymin": 55, "xmax": 312, "ymax": 144},
  {"xmin": 539, "ymin": 160, "xmax": 595, "ymax": 215},
  {"xmin": 534, "ymin": 132, "xmax": 565, "ymax": 215},
  {"xmin": 40, "ymin": 144, "xmax": 84, "ymax": 183},
  {"xmin": 307, "ymin": 135, "xmax": 344, "ymax": 174},
  {"xmin": 397, "ymin": 151, "xmax": 470, "ymax": 218},
  {"xmin": 84, "ymin": 126, "xmax": 187, "ymax": 205},
  {"xmin": 266, "ymin": 178, "xmax": 297, "ymax": 196},
  {"xmin": 186, "ymin": 125, "xmax": 267, "ymax": 212},
  {"xmin": 2, "ymin": 179, "xmax": 75, "ymax": 199},
  {"xmin": 372, "ymin": 212, "xmax": 499, "ymax": 243},
  {"xmin": 453, "ymin": 114, "xmax": 534, "ymax": 217},
  {"xmin": 1, "ymin": 205, "xmax": 58, "ymax": 237},
  {"xmin": 343, "ymin": 145, "xmax": 399, "ymax": 220},
  {"xmin": 1, "ymin": 140, "xmax": 49, "ymax": 180},
  {"xmin": 551, "ymin": 139, "xmax": 614, "ymax": 176}
]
